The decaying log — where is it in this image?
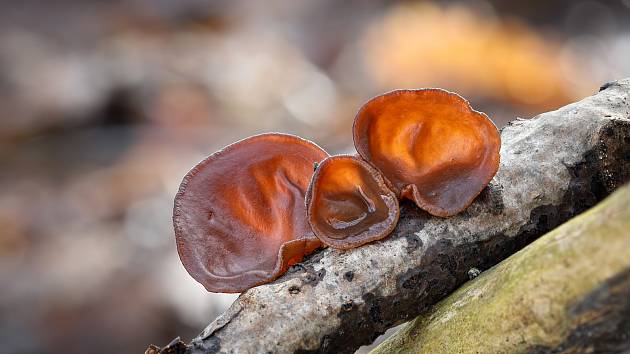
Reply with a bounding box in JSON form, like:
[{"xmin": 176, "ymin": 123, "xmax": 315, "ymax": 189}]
[
  {"xmin": 372, "ymin": 184, "xmax": 630, "ymax": 354},
  {"xmin": 149, "ymin": 78, "xmax": 630, "ymax": 354}
]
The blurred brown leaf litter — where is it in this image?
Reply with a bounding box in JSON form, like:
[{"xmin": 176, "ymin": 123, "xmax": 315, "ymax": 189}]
[{"xmin": 0, "ymin": 1, "xmax": 628, "ymax": 353}]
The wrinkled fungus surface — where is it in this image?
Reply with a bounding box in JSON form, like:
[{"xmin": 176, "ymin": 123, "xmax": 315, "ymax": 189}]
[
  {"xmin": 353, "ymin": 89, "xmax": 501, "ymax": 217},
  {"xmin": 174, "ymin": 133, "xmax": 329, "ymax": 293},
  {"xmin": 306, "ymin": 155, "xmax": 400, "ymax": 249}
]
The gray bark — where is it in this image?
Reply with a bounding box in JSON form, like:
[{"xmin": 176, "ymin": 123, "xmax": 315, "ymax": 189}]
[
  {"xmin": 371, "ymin": 184, "xmax": 630, "ymax": 354},
  {"xmin": 147, "ymin": 78, "xmax": 630, "ymax": 354}
]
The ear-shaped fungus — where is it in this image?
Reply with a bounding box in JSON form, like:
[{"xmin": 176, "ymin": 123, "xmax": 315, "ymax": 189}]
[
  {"xmin": 353, "ymin": 89, "xmax": 501, "ymax": 217},
  {"xmin": 306, "ymin": 155, "xmax": 399, "ymax": 249},
  {"xmin": 173, "ymin": 133, "xmax": 329, "ymax": 293}
]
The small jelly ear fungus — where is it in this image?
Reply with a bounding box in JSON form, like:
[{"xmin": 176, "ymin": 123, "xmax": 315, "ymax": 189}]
[
  {"xmin": 173, "ymin": 133, "xmax": 329, "ymax": 293},
  {"xmin": 353, "ymin": 89, "xmax": 501, "ymax": 217},
  {"xmin": 306, "ymin": 155, "xmax": 400, "ymax": 249}
]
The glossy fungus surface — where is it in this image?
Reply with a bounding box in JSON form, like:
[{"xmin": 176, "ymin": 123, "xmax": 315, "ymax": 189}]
[
  {"xmin": 306, "ymin": 155, "xmax": 399, "ymax": 249},
  {"xmin": 174, "ymin": 133, "xmax": 329, "ymax": 293},
  {"xmin": 353, "ymin": 89, "xmax": 501, "ymax": 217}
]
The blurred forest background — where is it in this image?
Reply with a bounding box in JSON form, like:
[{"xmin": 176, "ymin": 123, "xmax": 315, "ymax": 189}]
[{"xmin": 1, "ymin": 1, "xmax": 629, "ymax": 353}]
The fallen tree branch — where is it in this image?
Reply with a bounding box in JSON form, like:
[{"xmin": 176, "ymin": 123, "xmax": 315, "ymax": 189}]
[
  {"xmin": 149, "ymin": 79, "xmax": 630, "ymax": 354},
  {"xmin": 372, "ymin": 184, "xmax": 630, "ymax": 354}
]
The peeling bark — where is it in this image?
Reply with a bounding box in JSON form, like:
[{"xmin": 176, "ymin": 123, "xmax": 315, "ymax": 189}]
[
  {"xmin": 148, "ymin": 78, "xmax": 630, "ymax": 354},
  {"xmin": 371, "ymin": 184, "xmax": 630, "ymax": 354}
]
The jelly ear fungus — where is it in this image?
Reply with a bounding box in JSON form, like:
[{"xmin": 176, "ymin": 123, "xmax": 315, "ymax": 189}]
[
  {"xmin": 173, "ymin": 89, "xmax": 501, "ymax": 292},
  {"xmin": 173, "ymin": 133, "xmax": 328, "ymax": 293},
  {"xmin": 353, "ymin": 89, "xmax": 501, "ymax": 217},
  {"xmin": 306, "ymin": 155, "xmax": 399, "ymax": 249}
]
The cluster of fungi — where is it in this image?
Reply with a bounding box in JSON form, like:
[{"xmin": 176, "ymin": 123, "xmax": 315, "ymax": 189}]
[{"xmin": 174, "ymin": 89, "xmax": 501, "ymax": 293}]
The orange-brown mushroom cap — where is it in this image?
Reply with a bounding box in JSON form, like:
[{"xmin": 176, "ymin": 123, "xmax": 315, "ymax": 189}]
[
  {"xmin": 306, "ymin": 155, "xmax": 400, "ymax": 249},
  {"xmin": 353, "ymin": 89, "xmax": 501, "ymax": 217},
  {"xmin": 173, "ymin": 133, "xmax": 329, "ymax": 293}
]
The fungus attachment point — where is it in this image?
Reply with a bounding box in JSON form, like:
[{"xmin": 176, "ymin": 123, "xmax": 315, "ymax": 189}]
[
  {"xmin": 174, "ymin": 133, "xmax": 329, "ymax": 293},
  {"xmin": 306, "ymin": 155, "xmax": 400, "ymax": 249},
  {"xmin": 353, "ymin": 89, "xmax": 501, "ymax": 217}
]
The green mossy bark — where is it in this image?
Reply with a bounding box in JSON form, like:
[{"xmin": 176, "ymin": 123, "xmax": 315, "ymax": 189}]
[{"xmin": 372, "ymin": 184, "xmax": 630, "ymax": 354}]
